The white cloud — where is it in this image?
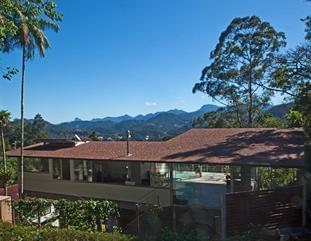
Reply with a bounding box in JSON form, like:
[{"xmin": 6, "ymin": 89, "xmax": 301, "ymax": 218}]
[{"xmin": 145, "ymin": 102, "xmax": 157, "ymax": 106}]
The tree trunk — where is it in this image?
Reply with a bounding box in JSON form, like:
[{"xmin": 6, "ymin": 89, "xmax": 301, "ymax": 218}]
[
  {"xmin": 248, "ymin": 61, "xmax": 253, "ymax": 128},
  {"xmin": 235, "ymin": 104, "xmax": 243, "ymax": 128},
  {"xmin": 1, "ymin": 127, "xmax": 6, "ymax": 171},
  {"xmin": 19, "ymin": 46, "xmax": 26, "ymax": 198},
  {"xmin": 1, "ymin": 126, "xmax": 7, "ymax": 195},
  {"xmin": 248, "ymin": 80, "xmax": 253, "ymax": 128}
]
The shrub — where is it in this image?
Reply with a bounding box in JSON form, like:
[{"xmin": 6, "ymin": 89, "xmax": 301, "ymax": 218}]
[
  {"xmin": 0, "ymin": 221, "xmax": 138, "ymax": 241},
  {"xmin": 157, "ymin": 227, "xmax": 202, "ymax": 241},
  {"xmin": 13, "ymin": 198, "xmax": 119, "ymax": 231}
]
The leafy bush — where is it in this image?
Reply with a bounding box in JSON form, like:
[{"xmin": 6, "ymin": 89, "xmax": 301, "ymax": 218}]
[
  {"xmin": 225, "ymin": 225, "xmax": 278, "ymax": 241},
  {"xmin": 13, "ymin": 198, "xmax": 120, "ymax": 231},
  {"xmin": 156, "ymin": 227, "xmax": 202, "ymax": 241},
  {"xmin": 0, "ymin": 221, "xmax": 137, "ymax": 241},
  {"xmin": 54, "ymin": 199, "xmax": 119, "ymax": 231},
  {"xmin": 13, "ymin": 198, "xmax": 52, "ymax": 226}
]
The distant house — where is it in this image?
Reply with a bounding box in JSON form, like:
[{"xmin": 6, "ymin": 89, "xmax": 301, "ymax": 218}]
[{"xmin": 7, "ymin": 128, "xmax": 304, "ymax": 209}]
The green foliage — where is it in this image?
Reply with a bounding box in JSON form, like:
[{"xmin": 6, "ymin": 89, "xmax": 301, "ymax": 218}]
[
  {"xmin": 193, "ymin": 108, "xmax": 242, "ymax": 128},
  {"xmin": 2, "ymin": 66, "xmax": 18, "ymax": 80},
  {"xmin": 269, "ymin": 17, "xmax": 311, "ymax": 147},
  {"xmin": 0, "ymin": 168, "xmax": 13, "ymax": 187},
  {"xmin": 4, "ymin": 113, "xmax": 48, "ymax": 148},
  {"xmin": 140, "ymin": 205, "xmax": 163, "ymax": 241},
  {"xmin": 257, "ymin": 167, "xmax": 297, "ymax": 190},
  {"xmin": 3, "ymin": 157, "xmax": 17, "ymax": 183},
  {"xmin": 89, "ymin": 131, "xmax": 99, "ymax": 141},
  {"xmin": 269, "ymin": 15, "xmax": 311, "ymax": 170},
  {"xmin": 285, "ymin": 110, "xmax": 304, "ymax": 128},
  {"xmin": 29, "ymin": 114, "xmax": 48, "ymax": 140},
  {"xmin": 0, "ymin": 221, "xmax": 137, "ymax": 241},
  {"xmin": 270, "ymin": 43, "xmax": 311, "ymax": 101},
  {"xmin": 193, "ymin": 106, "xmax": 288, "ymax": 128},
  {"xmin": 225, "ymin": 225, "xmax": 269, "ymax": 241},
  {"xmin": 54, "ymin": 199, "xmax": 119, "ymax": 231},
  {"xmin": 193, "ymin": 16, "xmax": 286, "ymax": 127},
  {"xmin": 302, "ymin": 15, "xmax": 311, "ymax": 41},
  {"xmin": 257, "ymin": 114, "xmax": 283, "ymax": 128},
  {"xmin": 13, "ymin": 198, "xmax": 52, "ymax": 226},
  {"xmin": 3, "ymin": 0, "xmax": 63, "ymax": 58},
  {"xmin": 0, "ymin": 0, "xmax": 17, "ymax": 48},
  {"xmin": 13, "ymin": 198, "xmax": 120, "ymax": 232},
  {"xmin": 157, "ymin": 227, "xmax": 202, "ymax": 241}
]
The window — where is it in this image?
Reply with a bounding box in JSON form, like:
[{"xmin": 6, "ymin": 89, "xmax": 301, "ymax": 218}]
[
  {"xmin": 25, "ymin": 158, "xmax": 49, "ymax": 173},
  {"xmin": 73, "ymin": 160, "xmax": 93, "ymax": 182},
  {"xmin": 53, "ymin": 159, "xmax": 71, "ymax": 180},
  {"xmin": 53, "ymin": 159, "xmax": 61, "ymax": 179},
  {"xmin": 90, "ymin": 161, "xmax": 127, "ymax": 184},
  {"xmin": 150, "ymin": 163, "xmax": 170, "ymax": 187}
]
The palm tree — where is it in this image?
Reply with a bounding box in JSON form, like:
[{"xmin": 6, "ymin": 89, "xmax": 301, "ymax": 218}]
[
  {"xmin": 0, "ymin": 110, "xmax": 11, "ymax": 195},
  {"xmin": 4, "ymin": 1, "xmax": 62, "ymax": 197}
]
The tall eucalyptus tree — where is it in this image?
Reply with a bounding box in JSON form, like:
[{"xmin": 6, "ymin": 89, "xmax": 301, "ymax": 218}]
[{"xmin": 193, "ymin": 16, "xmax": 286, "ymax": 127}]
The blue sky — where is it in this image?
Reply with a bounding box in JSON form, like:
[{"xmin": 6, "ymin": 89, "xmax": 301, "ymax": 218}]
[{"xmin": 0, "ymin": 0, "xmax": 310, "ymax": 124}]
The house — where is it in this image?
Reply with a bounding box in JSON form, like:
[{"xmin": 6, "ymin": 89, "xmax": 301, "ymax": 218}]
[{"xmin": 6, "ymin": 128, "xmax": 305, "ymax": 210}]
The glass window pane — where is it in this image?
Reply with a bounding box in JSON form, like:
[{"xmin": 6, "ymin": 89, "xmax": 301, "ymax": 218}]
[
  {"xmin": 53, "ymin": 159, "xmax": 61, "ymax": 179},
  {"xmin": 73, "ymin": 160, "xmax": 93, "ymax": 182},
  {"xmin": 25, "ymin": 158, "xmax": 49, "ymax": 173}
]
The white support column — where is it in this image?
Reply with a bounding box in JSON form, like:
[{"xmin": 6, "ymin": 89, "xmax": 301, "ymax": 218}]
[
  {"xmin": 70, "ymin": 159, "xmax": 75, "ymax": 182},
  {"xmin": 48, "ymin": 159, "xmax": 53, "ymax": 179},
  {"xmin": 60, "ymin": 159, "xmax": 63, "ymax": 179}
]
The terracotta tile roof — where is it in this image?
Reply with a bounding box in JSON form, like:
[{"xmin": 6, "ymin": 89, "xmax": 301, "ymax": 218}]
[{"xmin": 6, "ymin": 128, "xmax": 305, "ymax": 168}]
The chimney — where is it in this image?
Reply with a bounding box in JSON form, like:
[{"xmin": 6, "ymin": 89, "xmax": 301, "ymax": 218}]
[{"xmin": 126, "ymin": 130, "xmax": 132, "ymax": 156}]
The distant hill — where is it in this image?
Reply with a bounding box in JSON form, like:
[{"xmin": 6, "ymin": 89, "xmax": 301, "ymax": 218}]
[
  {"xmin": 42, "ymin": 103, "xmax": 292, "ymax": 141},
  {"xmin": 86, "ymin": 104, "xmax": 219, "ymax": 123},
  {"xmin": 44, "ymin": 104, "xmax": 220, "ymax": 140},
  {"xmin": 266, "ymin": 102, "xmax": 294, "ymax": 119},
  {"xmin": 91, "ymin": 115, "xmax": 133, "ymax": 123}
]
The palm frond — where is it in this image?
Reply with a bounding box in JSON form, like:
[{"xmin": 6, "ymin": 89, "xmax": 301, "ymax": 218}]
[
  {"xmin": 39, "ymin": 19, "xmax": 59, "ymax": 32},
  {"xmin": 29, "ymin": 24, "xmax": 50, "ymax": 57}
]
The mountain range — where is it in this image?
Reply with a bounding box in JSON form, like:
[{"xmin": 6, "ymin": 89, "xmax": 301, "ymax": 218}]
[
  {"xmin": 41, "ymin": 103, "xmax": 293, "ymax": 141},
  {"xmin": 45, "ymin": 104, "xmax": 220, "ymax": 140},
  {"xmin": 74, "ymin": 104, "xmax": 219, "ymax": 123}
]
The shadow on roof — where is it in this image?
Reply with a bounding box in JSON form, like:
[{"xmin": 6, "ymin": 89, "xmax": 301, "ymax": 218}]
[
  {"xmin": 25, "ymin": 143, "xmax": 75, "ymax": 151},
  {"xmin": 163, "ymin": 129, "xmax": 304, "ymax": 167}
]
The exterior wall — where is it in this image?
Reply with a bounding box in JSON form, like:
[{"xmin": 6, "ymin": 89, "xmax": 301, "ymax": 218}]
[
  {"xmin": 24, "ymin": 172, "xmax": 171, "ymax": 206},
  {"xmin": 0, "ymin": 196, "xmax": 12, "ymax": 223}
]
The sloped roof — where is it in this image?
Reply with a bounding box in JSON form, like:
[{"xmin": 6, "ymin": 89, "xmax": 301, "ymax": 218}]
[{"xmin": 6, "ymin": 128, "xmax": 305, "ymax": 168}]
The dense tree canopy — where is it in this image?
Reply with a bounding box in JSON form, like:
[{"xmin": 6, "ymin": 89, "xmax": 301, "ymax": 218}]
[
  {"xmin": 303, "ymin": 15, "xmax": 311, "ymax": 41},
  {"xmin": 5, "ymin": 114, "xmax": 48, "ymax": 149},
  {"xmin": 0, "ymin": 0, "xmax": 18, "ymax": 80},
  {"xmin": 0, "ymin": 0, "xmax": 17, "ymax": 48},
  {"xmin": 269, "ymin": 14, "xmax": 311, "ymax": 170},
  {"xmin": 193, "ymin": 16, "xmax": 286, "ymax": 127}
]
